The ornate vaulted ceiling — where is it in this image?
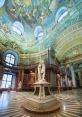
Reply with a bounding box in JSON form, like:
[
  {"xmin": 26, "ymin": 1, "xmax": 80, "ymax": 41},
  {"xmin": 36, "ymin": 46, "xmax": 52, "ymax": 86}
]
[{"xmin": 0, "ymin": 0, "xmax": 82, "ymax": 62}]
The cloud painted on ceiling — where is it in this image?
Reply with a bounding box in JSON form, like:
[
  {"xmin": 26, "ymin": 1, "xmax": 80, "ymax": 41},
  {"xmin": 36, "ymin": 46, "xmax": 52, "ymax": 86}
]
[
  {"xmin": 0, "ymin": 0, "xmax": 5, "ymax": 8},
  {"xmin": 0, "ymin": 0, "xmax": 79, "ymax": 42}
]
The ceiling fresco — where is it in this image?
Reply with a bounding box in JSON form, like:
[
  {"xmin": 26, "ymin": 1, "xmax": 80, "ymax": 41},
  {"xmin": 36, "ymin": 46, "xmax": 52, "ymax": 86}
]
[
  {"xmin": 0, "ymin": 0, "xmax": 82, "ymax": 61},
  {"xmin": 0, "ymin": 0, "xmax": 67, "ymax": 39}
]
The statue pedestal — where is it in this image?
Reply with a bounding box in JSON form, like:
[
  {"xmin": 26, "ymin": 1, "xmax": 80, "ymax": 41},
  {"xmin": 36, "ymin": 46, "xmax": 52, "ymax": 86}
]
[
  {"xmin": 23, "ymin": 79, "xmax": 61, "ymax": 113},
  {"xmin": 34, "ymin": 79, "xmax": 51, "ymax": 98}
]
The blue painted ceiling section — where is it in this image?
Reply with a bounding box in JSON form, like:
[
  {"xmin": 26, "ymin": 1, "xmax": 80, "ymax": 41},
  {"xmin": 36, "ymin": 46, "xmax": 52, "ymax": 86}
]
[
  {"xmin": 0, "ymin": 0, "xmax": 81, "ymax": 54},
  {"xmin": 0, "ymin": 0, "xmax": 69, "ymax": 40}
]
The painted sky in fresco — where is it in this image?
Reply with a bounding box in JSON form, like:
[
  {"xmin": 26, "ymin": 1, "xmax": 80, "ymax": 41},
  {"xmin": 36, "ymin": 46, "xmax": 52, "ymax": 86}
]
[{"xmin": 0, "ymin": 0, "xmax": 80, "ymax": 41}]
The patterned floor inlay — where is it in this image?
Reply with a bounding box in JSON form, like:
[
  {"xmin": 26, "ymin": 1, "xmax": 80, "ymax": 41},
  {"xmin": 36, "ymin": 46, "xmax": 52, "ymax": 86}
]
[{"xmin": 0, "ymin": 89, "xmax": 82, "ymax": 117}]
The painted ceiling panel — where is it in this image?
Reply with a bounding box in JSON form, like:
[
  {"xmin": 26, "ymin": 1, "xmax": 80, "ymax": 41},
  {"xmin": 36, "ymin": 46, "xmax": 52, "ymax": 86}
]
[{"xmin": 0, "ymin": 0, "xmax": 82, "ymax": 61}]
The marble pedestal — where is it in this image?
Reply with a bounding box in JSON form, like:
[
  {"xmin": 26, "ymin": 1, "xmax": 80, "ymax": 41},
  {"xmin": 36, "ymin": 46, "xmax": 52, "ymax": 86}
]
[{"xmin": 23, "ymin": 79, "xmax": 60, "ymax": 113}]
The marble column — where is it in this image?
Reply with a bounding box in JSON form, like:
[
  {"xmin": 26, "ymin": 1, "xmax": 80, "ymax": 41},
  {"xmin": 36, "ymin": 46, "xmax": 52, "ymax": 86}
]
[
  {"xmin": 50, "ymin": 71, "xmax": 56, "ymax": 88},
  {"xmin": 70, "ymin": 65, "xmax": 76, "ymax": 88},
  {"xmin": 78, "ymin": 71, "xmax": 82, "ymax": 86},
  {"xmin": 21, "ymin": 69, "xmax": 24, "ymax": 88},
  {"xmin": 18, "ymin": 70, "xmax": 21, "ymax": 84},
  {"xmin": 65, "ymin": 68, "xmax": 69, "ymax": 87},
  {"xmin": 35, "ymin": 68, "xmax": 37, "ymax": 81}
]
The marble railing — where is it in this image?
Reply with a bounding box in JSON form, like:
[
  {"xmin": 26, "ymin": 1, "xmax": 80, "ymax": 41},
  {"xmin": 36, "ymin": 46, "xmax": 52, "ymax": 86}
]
[
  {"xmin": 62, "ymin": 54, "xmax": 82, "ymax": 65},
  {"xmin": 54, "ymin": 21, "xmax": 82, "ymax": 60},
  {"xmin": 20, "ymin": 48, "xmax": 49, "ymax": 65}
]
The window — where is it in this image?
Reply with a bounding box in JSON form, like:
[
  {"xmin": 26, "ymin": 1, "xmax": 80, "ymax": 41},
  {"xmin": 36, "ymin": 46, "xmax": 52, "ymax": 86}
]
[
  {"xmin": 13, "ymin": 21, "xmax": 24, "ymax": 35},
  {"xmin": 1, "ymin": 74, "xmax": 12, "ymax": 88},
  {"xmin": 34, "ymin": 26, "xmax": 44, "ymax": 40},
  {"xmin": 55, "ymin": 7, "xmax": 68, "ymax": 23},
  {"xmin": 5, "ymin": 54, "xmax": 15, "ymax": 66},
  {"xmin": 0, "ymin": 0, "xmax": 5, "ymax": 8}
]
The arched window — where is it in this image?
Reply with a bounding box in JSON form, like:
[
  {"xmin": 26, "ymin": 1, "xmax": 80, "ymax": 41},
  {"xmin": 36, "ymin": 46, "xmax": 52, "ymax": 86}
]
[
  {"xmin": 0, "ymin": 0, "xmax": 5, "ymax": 8},
  {"xmin": 1, "ymin": 50, "xmax": 19, "ymax": 89},
  {"xmin": 4, "ymin": 50, "xmax": 19, "ymax": 66},
  {"xmin": 13, "ymin": 21, "xmax": 24, "ymax": 35},
  {"xmin": 5, "ymin": 53, "xmax": 15, "ymax": 66},
  {"xmin": 34, "ymin": 26, "xmax": 44, "ymax": 40},
  {"xmin": 55, "ymin": 7, "xmax": 68, "ymax": 23}
]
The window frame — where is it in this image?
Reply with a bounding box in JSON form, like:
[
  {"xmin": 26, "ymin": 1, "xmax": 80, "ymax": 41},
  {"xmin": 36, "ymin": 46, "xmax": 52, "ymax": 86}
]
[
  {"xmin": 1, "ymin": 73, "xmax": 13, "ymax": 89},
  {"xmin": 5, "ymin": 53, "xmax": 15, "ymax": 66}
]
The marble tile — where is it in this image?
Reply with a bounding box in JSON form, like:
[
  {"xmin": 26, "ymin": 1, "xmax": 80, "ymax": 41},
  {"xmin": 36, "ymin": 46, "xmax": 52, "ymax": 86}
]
[{"xmin": 0, "ymin": 89, "xmax": 82, "ymax": 117}]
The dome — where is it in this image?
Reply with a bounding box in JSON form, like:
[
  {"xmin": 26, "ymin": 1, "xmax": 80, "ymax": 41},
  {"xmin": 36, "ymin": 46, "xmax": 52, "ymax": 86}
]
[{"xmin": 0, "ymin": 0, "xmax": 81, "ymax": 62}]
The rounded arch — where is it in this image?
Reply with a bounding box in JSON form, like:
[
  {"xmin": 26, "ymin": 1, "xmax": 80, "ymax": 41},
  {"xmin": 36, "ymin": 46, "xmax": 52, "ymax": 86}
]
[
  {"xmin": 56, "ymin": 38, "xmax": 82, "ymax": 60},
  {"xmin": 13, "ymin": 21, "xmax": 24, "ymax": 35},
  {"xmin": 0, "ymin": 0, "xmax": 5, "ymax": 8},
  {"xmin": 3, "ymin": 49, "xmax": 20, "ymax": 66},
  {"xmin": 54, "ymin": 21, "xmax": 82, "ymax": 60},
  {"xmin": 34, "ymin": 26, "xmax": 44, "ymax": 40}
]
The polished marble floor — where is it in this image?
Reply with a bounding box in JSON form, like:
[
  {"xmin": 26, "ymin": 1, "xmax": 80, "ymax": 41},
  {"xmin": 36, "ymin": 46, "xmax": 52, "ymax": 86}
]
[{"xmin": 0, "ymin": 89, "xmax": 82, "ymax": 117}]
